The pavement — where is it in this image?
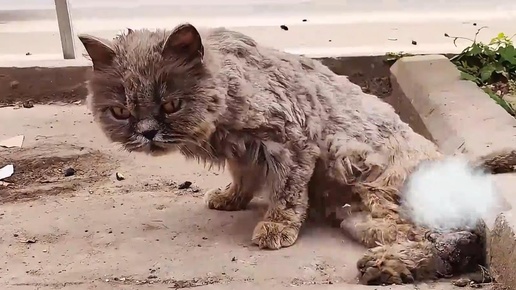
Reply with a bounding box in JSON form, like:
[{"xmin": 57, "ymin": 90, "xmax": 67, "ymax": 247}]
[
  {"xmin": 0, "ymin": 105, "xmax": 484, "ymax": 290},
  {"xmin": 1, "ymin": 0, "xmax": 516, "ymax": 60}
]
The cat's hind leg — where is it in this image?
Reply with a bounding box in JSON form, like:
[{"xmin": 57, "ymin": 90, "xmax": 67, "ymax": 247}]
[
  {"xmin": 345, "ymin": 182, "xmax": 440, "ymax": 284},
  {"xmin": 204, "ymin": 160, "xmax": 264, "ymax": 211},
  {"xmin": 326, "ymin": 138, "xmax": 441, "ymax": 284}
]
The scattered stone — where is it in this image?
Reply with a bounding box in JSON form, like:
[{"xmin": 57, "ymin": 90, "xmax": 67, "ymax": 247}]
[
  {"xmin": 115, "ymin": 172, "xmax": 125, "ymax": 181},
  {"xmin": 231, "ymin": 257, "xmax": 237, "ymax": 262},
  {"xmin": 22, "ymin": 100, "xmax": 34, "ymax": 108},
  {"xmin": 302, "ymin": 19, "xmax": 307, "ymax": 22},
  {"xmin": 473, "ymin": 22, "xmax": 477, "ymax": 26},
  {"xmin": 25, "ymin": 52, "xmax": 31, "ymax": 56},
  {"xmin": 452, "ymin": 278, "xmax": 469, "ymax": 287},
  {"xmin": 148, "ymin": 275, "xmax": 158, "ymax": 279},
  {"xmin": 178, "ymin": 181, "xmax": 192, "ymax": 189},
  {"xmin": 411, "ymin": 40, "xmax": 418, "ymax": 45},
  {"xmin": 9, "ymin": 81, "xmax": 19, "ymax": 89},
  {"xmin": 469, "ymin": 270, "xmax": 493, "ymax": 283},
  {"xmin": 63, "ymin": 167, "xmax": 75, "ymax": 177},
  {"xmin": 24, "ymin": 238, "xmax": 37, "ymax": 244},
  {"xmin": 280, "ymin": 25, "xmax": 289, "ymax": 31}
]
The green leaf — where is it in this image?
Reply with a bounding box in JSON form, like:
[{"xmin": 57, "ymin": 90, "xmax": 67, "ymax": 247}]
[
  {"xmin": 469, "ymin": 43, "xmax": 483, "ymax": 55},
  {"xmin": 460, "ymin": 71, "xmax": 479, "ymax": 82},
  {"xmin": 499, "ymin": 46, "xmax": 516, "ymax": 65},
  {"xmin": 483, "ymin": 87, "xmax": 516, "ymax": 116},
  {"xmin": 480, "ymin": 64, "xmax": 496, "ymax": 82}
]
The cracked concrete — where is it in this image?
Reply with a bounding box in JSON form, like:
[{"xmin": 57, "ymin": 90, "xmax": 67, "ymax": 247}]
[{"xmin": 0, "ymin": 103, "xmax": 481, "ymax": 290}]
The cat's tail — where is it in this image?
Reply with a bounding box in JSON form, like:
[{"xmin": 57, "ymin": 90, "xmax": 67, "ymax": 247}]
[
  {"xmin": 473, "ymin": 149, "xmax": 516, "ymax": 174},
  {"xmin": 400, "ymin": 150, "xmax": 515, "ymax": 232}
]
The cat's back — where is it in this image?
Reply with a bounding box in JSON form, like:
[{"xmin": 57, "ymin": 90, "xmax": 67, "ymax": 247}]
[{"xmin": 203, "ymin": 27, "xmax": 336, "ymax": 79}]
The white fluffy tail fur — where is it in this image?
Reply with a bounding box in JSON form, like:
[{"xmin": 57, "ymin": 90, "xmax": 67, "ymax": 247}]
[{"xmin": 401, "ymin": 157, "xmax": 505, "ymax": 232}]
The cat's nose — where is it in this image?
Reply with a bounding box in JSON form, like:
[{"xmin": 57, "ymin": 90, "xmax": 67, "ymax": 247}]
[{"xmin": 141, "ymin": 129, "xmax": 158, "ymax": 140}]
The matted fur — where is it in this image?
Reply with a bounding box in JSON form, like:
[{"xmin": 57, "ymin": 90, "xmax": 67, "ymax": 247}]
[{"xmin": 79, "ymin": 24, "xmax": 516, "ymax": 285}]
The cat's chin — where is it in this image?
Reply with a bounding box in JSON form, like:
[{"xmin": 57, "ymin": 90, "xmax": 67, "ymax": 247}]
[
  {"xmin": 124, "ymin": 142, "xmax": 176, "ymax": 157},
  {"xmin": 147, "ymin": 144, "xmax": 173, "ymax": 157}
]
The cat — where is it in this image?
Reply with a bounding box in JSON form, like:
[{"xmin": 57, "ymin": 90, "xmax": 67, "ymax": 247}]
[{"xmin": 78, "ymin": 23, "xmax": 516, "ymax": 285}]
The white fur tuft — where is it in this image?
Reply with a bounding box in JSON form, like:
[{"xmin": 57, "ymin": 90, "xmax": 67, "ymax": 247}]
[{"xmin": 401, "ymin": 157, "xmax": 503, "ymax": 232}]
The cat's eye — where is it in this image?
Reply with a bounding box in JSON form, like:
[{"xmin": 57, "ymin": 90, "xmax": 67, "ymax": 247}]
[
  {"xmin": 109, "ymin": 106, "xmax": 131, "ymax": 120},
  {"xmin": 162, "ymin": 100, "xmax": 182, "ymax": 114}
]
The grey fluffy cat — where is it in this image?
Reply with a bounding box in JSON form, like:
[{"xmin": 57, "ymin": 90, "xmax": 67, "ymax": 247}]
[{"xmin": 79, "ymin": 24, "xmax": 516, "ymax": 285}]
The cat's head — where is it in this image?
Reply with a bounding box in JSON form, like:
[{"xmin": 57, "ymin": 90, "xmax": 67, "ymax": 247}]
[{"xmin": 79, "ymin": 23, "xmax": 223, "ymax": 156}]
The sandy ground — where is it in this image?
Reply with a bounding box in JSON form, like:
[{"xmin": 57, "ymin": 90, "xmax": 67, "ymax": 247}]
[{"xmin": 0, "ymin": 104, "xmax": 495, "ymax": 290}]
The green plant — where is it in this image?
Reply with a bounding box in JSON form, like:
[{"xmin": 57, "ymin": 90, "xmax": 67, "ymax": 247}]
[
  {"xmin": 384, "ymin": 52, "xmax": 414, "ymax": 66},
  {"xmin": 447, "ymin": 28, "xmax": 516, "ymax": 116}
]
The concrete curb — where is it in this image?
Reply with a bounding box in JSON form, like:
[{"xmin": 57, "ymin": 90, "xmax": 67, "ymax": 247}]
[
  {"xmin": 0, "ymin": 56, "xmax": 392, "ymax": 106},
  {"xmin": 390, "ymin": 55, "xmax": 516, "ymax": 288}
]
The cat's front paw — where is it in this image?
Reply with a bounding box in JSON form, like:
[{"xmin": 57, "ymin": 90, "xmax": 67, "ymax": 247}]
[
  {"xmin": 204, "ymin": 185, "xmax": 248, "ymax": 211},
  {"xmin": 251, "ymin": 221, "xmax": 299, "ymax": 250}
]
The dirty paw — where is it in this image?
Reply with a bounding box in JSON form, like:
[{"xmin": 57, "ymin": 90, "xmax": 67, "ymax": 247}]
[
  {"xmin": 203, "ymin": 184, "xmax": 247, "ymax": 211},
  {"xmin": 357, "ymin": 250, "xmax": 415, "ymax": 285},
  {"xmin": 251, "ymin": 221, "xmax": 299, "ymax": 250}
]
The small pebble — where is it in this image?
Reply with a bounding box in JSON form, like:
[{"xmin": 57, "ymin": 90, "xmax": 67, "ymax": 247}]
[
  {"xmin": 22, "ymin": 100, "xmax": 34, "ymax": 108},
  {"xmin": 411, "ymin": 40, "xmax": 418, "ymax": 45},
  {"xmin": 64, "ymin": 168, "xmax": 75, "ymax": 177},
  {"xmin": 231, "ymin": 257, "xmax": 237, "ymax": 262},
  {"xmin": 178, "ymin": 181, "xmax": 192, "ymax": 189},
  {"xmin": 9, "ymin": 81, "xmax": 19, "ymax": 89},
  {"xmin": 302, "ymin": 19, "xmax": 307, "ymax": 22},
  {"xmin": 452, "ymin": 278, "xmax": 469, "ymax": 287},
  {"xmin": 148, "ymin": 275, "xmax": 158, "ymax": 279},
  {"xmin": 115, "ymin": 172, "xmax": 125, "ymax": 181},
  {"xmin": 280, "ymin": 25, "xmax": 289, "ymax": 31}
]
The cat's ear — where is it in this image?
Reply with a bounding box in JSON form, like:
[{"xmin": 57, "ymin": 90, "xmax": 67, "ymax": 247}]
[
  {"xmin": 161, "ymin": 23, "xmax": 204, "ymax": 62},
  {"xmin": 78, "ymin": 34, "xmax": 116, "ymax": 71}
]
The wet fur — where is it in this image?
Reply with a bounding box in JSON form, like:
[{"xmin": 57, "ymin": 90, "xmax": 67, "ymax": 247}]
[{"xmin": 79, "ymin": 25, "xmax": 516, "ymax": 285}]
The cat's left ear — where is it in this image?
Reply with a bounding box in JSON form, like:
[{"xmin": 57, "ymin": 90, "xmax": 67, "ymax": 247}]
[{"xmin": 161, "ymin": 23, "xmax": 204, "ymax": 62}]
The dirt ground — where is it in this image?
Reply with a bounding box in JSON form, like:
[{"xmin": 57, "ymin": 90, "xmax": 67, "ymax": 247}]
[{"xmin": 0, "ymin": 104, "xmax": 497, "ymax": 290}]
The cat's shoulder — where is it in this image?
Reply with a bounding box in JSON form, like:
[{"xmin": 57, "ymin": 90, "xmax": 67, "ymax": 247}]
[{"xmin": 204, "ymin": 28, "xmax": 258, "ymax": 47}]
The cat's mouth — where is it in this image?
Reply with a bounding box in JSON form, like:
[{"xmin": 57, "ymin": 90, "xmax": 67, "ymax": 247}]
[{"xmin": 146, "ymin": 142, "xmax": 171, "ymax": 156}]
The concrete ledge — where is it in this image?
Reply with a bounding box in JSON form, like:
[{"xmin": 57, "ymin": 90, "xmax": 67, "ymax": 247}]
[
  {"xmin": 0, "ymin": 56, "xmax": 392, "ymax": 106},
  {"xmin": 391, "ymin": 55, "xmax": 516, "ymax": 288},
  {"xmin": 0, "ymin": 63, "xmax": 90, "ymax": 105}
]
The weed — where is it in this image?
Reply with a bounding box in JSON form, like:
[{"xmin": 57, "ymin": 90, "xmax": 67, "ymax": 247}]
[
  {"xmin": 384, "ymin": 51, "xmax": 415, "ymax": 66},
  {"xmin": 446, "ymin": 28, "xmax": 516, "ymax": 116}
]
